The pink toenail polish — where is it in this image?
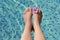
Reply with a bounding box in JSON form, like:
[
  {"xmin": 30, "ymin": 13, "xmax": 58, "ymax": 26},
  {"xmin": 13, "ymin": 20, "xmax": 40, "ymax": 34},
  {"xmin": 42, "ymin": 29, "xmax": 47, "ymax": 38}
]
[{"xmin": 33, "ymin": 7, "xmax": 39, "ymax": 14}]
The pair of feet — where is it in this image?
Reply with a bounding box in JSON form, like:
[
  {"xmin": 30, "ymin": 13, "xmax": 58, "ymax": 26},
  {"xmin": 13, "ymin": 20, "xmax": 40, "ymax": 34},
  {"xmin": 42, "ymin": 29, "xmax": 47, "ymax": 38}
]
[{"xmin": 24, "ymin": 7, "xmax": 42, "ymax": 32}]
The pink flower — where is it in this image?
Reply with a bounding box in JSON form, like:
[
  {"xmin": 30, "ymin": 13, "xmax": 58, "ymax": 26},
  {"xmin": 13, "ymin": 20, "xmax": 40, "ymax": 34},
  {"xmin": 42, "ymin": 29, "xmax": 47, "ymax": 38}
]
[{"xmin": 33, "ymin": 7, "xmax": 39, "ymax": 13}]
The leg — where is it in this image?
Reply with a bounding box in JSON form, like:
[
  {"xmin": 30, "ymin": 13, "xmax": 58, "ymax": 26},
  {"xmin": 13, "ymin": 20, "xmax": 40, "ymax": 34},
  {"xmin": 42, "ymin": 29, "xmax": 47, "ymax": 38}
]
[
  {"xmin": 21, "ymin": 24, "xmax": 32, "ymax": 40},
  {"xmin": 33, "ymin": 9, "xmax": 45, "ymax": 40},
  {"xmin": 21, "ymin": 7, "xmax": 32, "ymax": 40}
]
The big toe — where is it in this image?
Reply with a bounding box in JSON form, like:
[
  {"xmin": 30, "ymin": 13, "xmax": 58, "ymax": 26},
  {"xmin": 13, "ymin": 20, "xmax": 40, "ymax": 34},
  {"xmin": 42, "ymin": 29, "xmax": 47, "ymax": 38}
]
[
  {"xmin": 24, "ymin": 7, "xmax": 32, "ymax": 14},
  {"xmin": 28, "ymin": 7, "xmax": 32, "ymax": 12},
  {"xmin": 38, "ymin": 9, "xmax": 42, "ymax": 16}
]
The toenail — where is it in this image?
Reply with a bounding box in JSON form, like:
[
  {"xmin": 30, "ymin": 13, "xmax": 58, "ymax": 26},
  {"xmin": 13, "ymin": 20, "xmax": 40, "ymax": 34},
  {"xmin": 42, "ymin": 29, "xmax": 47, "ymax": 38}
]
[{"xmin": 33, "ymin": 7, "xmax": 39, "ymax": 14}]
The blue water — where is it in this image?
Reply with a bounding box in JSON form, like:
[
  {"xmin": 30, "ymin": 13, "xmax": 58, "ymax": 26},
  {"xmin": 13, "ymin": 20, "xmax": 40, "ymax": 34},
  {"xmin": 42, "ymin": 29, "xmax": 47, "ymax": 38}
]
[{"xmin": 0, "ymin": 0, "xmax": 60, "ymax": 40}]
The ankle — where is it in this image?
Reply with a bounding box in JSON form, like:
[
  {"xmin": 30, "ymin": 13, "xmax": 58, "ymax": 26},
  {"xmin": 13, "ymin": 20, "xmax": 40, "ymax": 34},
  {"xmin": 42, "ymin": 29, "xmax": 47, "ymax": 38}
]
[
  {"xmin": 24, "ymin": 24, "xmax": 32, "ymax": 31},
  {"xmin": 25, "ymin": 23, "xmax": 32, "ymax": 26},
  {"xmin": 25, "ymin": 21, "xmax": 32, "ymax": 24},
  {"xmin": 34, "ymin": 22, "xmax": 40, "ymax": 26},
  {"xmin": 33, "ymin": 23, "xmax": 41, "ymax": 30},
  {"xmin": 24, "ymin": 28, "xmax": 31, "ymax": 33}
]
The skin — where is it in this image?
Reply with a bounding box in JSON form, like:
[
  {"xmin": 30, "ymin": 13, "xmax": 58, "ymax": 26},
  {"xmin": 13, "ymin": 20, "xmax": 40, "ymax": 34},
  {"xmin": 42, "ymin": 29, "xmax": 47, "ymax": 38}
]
[{"xmin": 21, "ymin": 7, "xmax": 45, "ymax": 40}]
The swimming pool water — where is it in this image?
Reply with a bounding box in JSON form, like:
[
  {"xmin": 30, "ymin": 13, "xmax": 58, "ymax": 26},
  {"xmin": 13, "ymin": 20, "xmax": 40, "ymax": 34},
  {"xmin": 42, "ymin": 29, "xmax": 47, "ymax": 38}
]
[{"xmin": 0, "ymin": 0, "xmax": 60, "ymax": 40}]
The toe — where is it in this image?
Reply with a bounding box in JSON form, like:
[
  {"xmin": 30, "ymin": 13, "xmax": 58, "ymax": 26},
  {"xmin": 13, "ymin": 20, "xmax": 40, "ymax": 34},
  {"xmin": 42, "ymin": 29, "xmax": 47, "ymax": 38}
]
[
  {"xmin": 24, "ymin": 8, "xmax": 29, "ymax": 14},
  {"xmin": 24, "ymin": 7, "xmax": 32, "ymax": 14},
  {"xmin": 28, "ymin": 7, "xmax": 32, "ymax": 12},
  {"xmin": 28, "ymin": 7, "xmax": 32, "ymax": 16},
  {"xmin": 38, "ymin": 9, "xmax": 42, "ymax": 16}
]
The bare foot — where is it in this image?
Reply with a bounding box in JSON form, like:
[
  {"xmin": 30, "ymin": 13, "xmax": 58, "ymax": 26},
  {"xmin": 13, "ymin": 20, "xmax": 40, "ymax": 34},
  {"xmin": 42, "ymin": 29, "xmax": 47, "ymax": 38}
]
[
  {"xmin": 33, "ymin": 7, "xmax": 42, "ymax": 29},
  {"xmin": 24, "ymin": 7, "xmax": 33, "ymax": 32}
]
